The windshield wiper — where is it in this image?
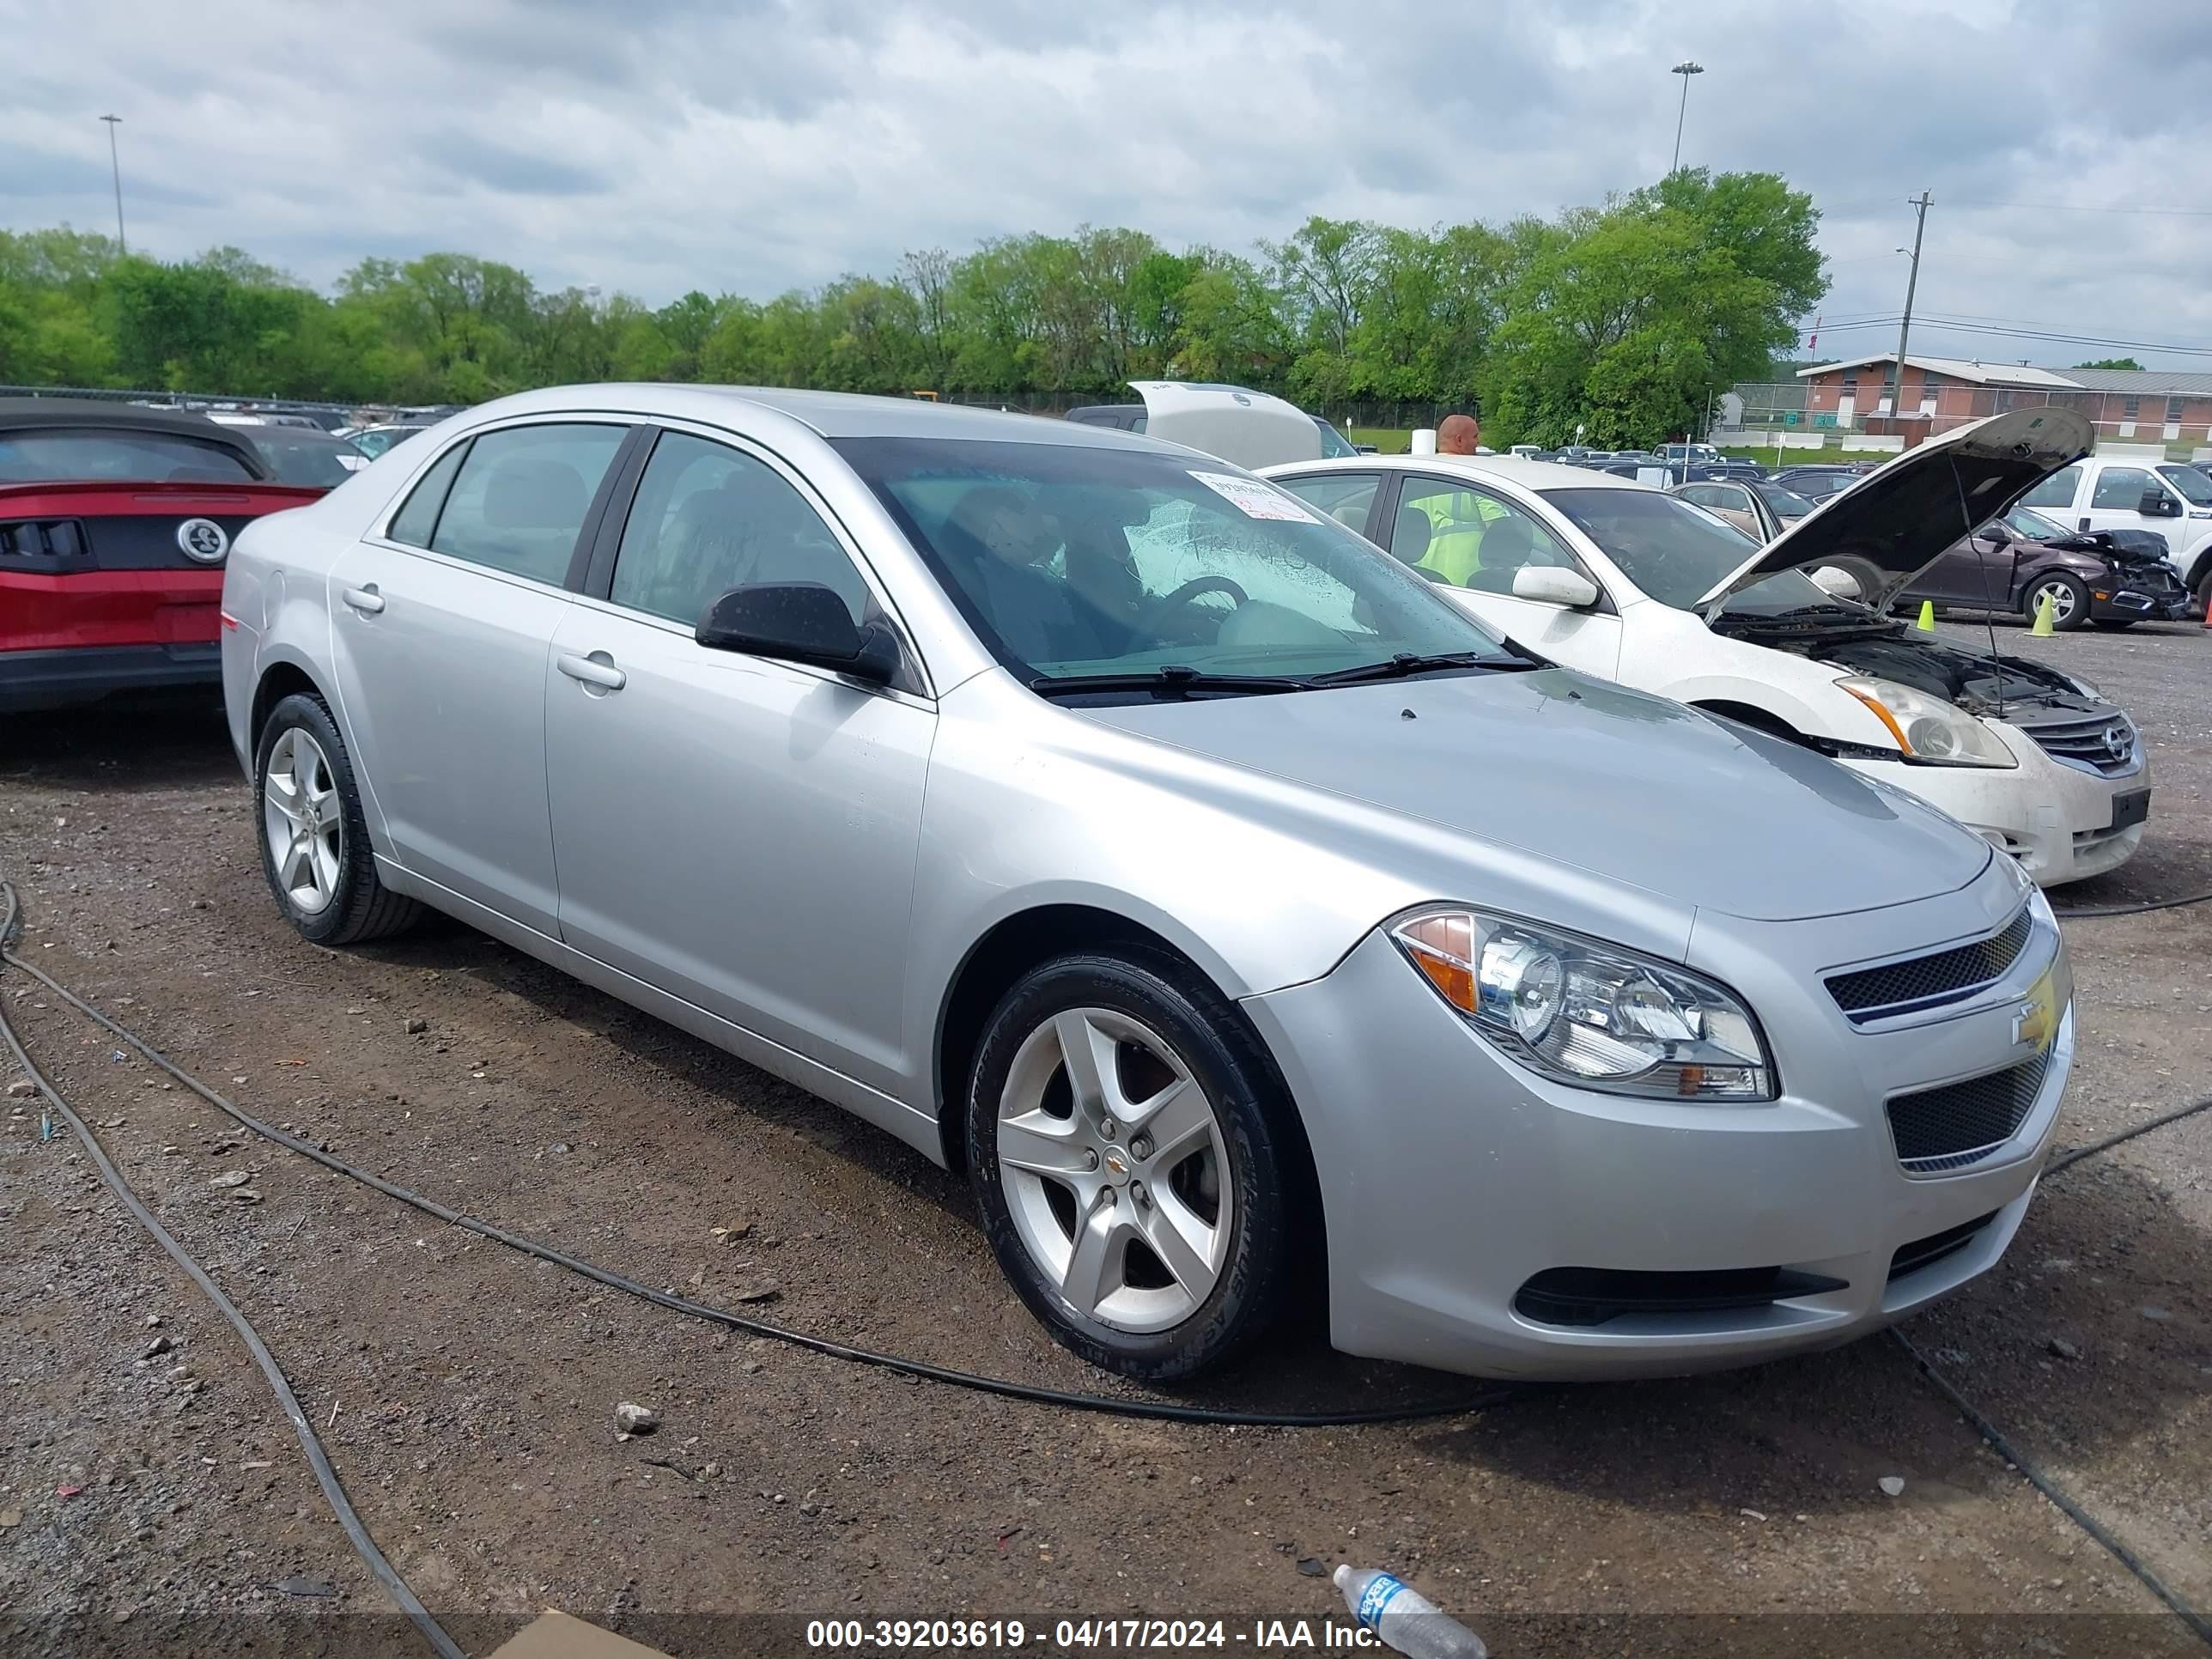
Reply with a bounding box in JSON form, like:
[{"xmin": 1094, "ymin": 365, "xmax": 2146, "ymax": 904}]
[
  {"xmin": 1029, "ymin": 666, "xmax": 1310, "ymax": 700},
  {"xmin": 1304, "ymin": 650, "xmax": 1535, "ymax": 687}
]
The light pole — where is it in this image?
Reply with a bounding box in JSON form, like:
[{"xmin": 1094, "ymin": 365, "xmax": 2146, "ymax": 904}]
[
  {"xmin": 1669, "ymin": 62, "xmax": 1704, "ymax": 173},
  {"xmin": 1889, "ymin": 192, "xmax": 1932, "ymax": 417},
  {"xmin": 99, "ymin": 114, "xmax": 125, "ymax": 253}
]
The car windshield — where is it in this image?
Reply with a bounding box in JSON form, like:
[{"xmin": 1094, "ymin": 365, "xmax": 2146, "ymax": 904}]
[
  {"xmin": 1751, "ymin": 483, "xmax": 1814, "ymax": 517},
  {"xmin": 836, "ymin": 436, "xmax": 1520, "ymax": 687},
  {"xmin": 0, "ymin": 428, "xmax": 256, "ymax": 483},
  {"xmin": 2157, "ymin": 465, "xmax": 2212, "ymax": 505},
  {"xmin": 1998, "ymin": 506, "xmax": 2070, "ymax": 541},
  {"xmin": 247, "ymin": 432, "xmax": 357, "ymax": 487},
  {"xmin": 1540, "ymin": 484, "xmax": 1832, "ymax": 613}
]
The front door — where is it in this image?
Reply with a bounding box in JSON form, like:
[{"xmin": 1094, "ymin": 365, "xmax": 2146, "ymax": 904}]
[
  {"xmin": 325, "ymin": 420, "xmax": 632, "ymax": 936},
  {"xmin": 1388, "ymin": 474, "xmax": 1623, "ymax": 678},
  {"xmin": 543, "ymin": 427, "xmax": 934, "ymax": 1092},
  {"xmin": 2080, "ymin": 465, "xmax": 2161, "ymax": 539}
]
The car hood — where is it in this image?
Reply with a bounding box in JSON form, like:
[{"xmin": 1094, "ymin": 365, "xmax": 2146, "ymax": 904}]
[
  {"xmin": 1081, "ymin": 668, "xmax": 1990, "ymax": 923},
  {"xmin": 1132, "ymin": 380, "xmax": 1321, "ymax": 471},
  {"xmin": 1698, "ymin": 408, "xmax": 2094, "ymax": 610}
]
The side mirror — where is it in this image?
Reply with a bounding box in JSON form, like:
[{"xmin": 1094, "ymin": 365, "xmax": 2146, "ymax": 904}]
[
  {"xmin": 1809, "ymin": 566, "xmax": 1863, "ymax": 599},
  {"xmin": 1510, "ymin": 565, "xmax": 1601, "ymax": 608},
  {"xmin": 2139, "ymin": 489, "xmax": 2178, "ymax": 517},
  {"xmin": 696, "ymin": 583, "xmax": 899, "ymax": 684},
  {"xmin": 1980, "ymin": 521, "xmax": 2009, "ymax": 546}
]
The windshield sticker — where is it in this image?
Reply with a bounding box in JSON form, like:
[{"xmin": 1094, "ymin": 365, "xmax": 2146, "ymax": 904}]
[{"xmin": 1188, "ymin": 471, "xmax": 1320, "ymax": 524}]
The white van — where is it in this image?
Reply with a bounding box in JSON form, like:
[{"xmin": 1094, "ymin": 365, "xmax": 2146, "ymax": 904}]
[{"xmin": 2017, "ymin": 456, "xmax": 2212, "ymax": 605}]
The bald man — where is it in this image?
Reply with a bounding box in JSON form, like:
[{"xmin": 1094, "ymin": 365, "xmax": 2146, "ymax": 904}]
[{"xmin": 1437, "ymin": 413, "xmax": 1481, "ymax": 455}]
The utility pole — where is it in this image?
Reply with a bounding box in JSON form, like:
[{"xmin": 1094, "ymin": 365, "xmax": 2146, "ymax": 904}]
[
  {"xmin": 1669, "ymin": 62, "xmax": 1705, "ymax": 173},
  {"xmin": 1889, "ymin": 191, "xmax": 1931, "ymax": 419},
  {"xmin": 99, "ymin": 114, "xmax": 126, "ymax": 253}
]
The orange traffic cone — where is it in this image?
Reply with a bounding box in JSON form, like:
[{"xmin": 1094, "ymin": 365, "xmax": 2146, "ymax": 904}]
[{"xmin": 2203, "ymin": 586, "xmax": 2212, "ymax": 629}]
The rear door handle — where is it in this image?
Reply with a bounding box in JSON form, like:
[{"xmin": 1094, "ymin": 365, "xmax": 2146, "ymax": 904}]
[
  {"xmin": 341, "ymin": 585, "xmax": 385, "ymax": 614},
  {"xmin": 556, "ymin": 652, "xmax": 626, "ymax": 691}
]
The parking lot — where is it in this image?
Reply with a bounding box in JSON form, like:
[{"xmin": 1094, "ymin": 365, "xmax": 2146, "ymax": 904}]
[{"xmin": 1, "ymin": 614, "xmax": 2206, "ymax": 1655}]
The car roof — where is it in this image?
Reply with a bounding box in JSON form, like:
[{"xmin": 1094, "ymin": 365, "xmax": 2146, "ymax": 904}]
[
  {"xmin": 1268, "ymin": 453, "xmax": 1649, "ymax": 493},
  {"xmin": 455, "ymin": 384, "xmax": 1173, "ymax": 453},
  {"xmin": 0, "ymin": 397, "xmax": 267, "ymax": 474}
]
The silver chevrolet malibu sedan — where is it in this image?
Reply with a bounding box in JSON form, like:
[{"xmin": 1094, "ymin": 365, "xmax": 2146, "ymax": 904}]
[{"xmin": 221, "ymin": 386, "xmax": 2073, "ymax": 1382}]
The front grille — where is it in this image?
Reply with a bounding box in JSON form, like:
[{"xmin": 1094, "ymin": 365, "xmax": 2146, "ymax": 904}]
[
  {"xmin": 2023, "ymin": 712, "xmax": 2138, "ymax": 776},
  {"xmin": 1887, "ymin": 1055, "xmax": 2050, "ymax": 1175},
  {"xmin": 1513, "ymin": 1265, "xmax": 1849, "ymax": 1328},
  {"xmin": 1887, "ymin": 1211, "xmax": 2000, "ymax": 1280},
  {"xmin": 1826, "ymin": 906, "xmax": 2033, "ymax": 1022}
]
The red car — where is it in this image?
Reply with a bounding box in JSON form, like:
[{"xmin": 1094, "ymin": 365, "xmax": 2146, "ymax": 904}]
[{"xmin": 0, "ymin": 400, "xmax": 325, "ymax": 714}]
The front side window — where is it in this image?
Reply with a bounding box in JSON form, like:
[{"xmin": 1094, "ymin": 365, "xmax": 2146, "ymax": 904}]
[
  {"xmin": 2156, "ymin": 465, "xmax": 2212, "ymax": 506},
  {"xmin": 1397, "ymin": 477, "xmax": 1579, "ymax": 595},
  {"xmin": 2088, "ymin": 466, "xmax": 2154, "ymax": 511},
  {"xmin": 609, "ymin": 431, "xmax": 868, "ymax": 627},
  {"xmin": 836, "ymin": 437, "xmax": 1516, "ymax": 688},
  {"xmin": 429, "ymin": 422, "xmax": 628, "ymax": 583},
  {"xmin": 1751, "ymin": 483, "xmax": 1814, "ymax": 517},
  {"xmin": 2019, "ymin": 465, "xmax": 2080, "ymax": 510},
  {"xmin": 0, "ymin": 428, "xmax": 256, "ymax": 484}
]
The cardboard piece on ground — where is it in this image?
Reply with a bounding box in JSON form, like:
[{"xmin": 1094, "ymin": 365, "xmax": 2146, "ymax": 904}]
[{"xmin": 486, "ymin": 1609, "xmax": 678, "ymax": 1659}]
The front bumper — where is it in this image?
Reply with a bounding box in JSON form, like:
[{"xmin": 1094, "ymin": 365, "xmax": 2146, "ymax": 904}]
[
  {"xmin": 1242, "ymin": 866, "xmax": 2070, "ymax": 1381},
  {"xmin": 1836, "ymin": 723, "xmax": 2148, "ymax": 888},
  {"xmin": 2089, "ymin": 581, "xmax": 2194, "ymax": 623},
  {"xmin": 0, "ymin": 642, "xmax": 223, "ymax": 714}
]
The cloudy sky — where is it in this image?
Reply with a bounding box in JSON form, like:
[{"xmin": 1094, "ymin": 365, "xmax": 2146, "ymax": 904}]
[{"xmin": 9, "ymin": 0, "xmax": 2212, "ymax": 370}]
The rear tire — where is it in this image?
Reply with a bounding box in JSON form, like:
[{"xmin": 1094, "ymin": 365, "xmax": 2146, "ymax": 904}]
[
  {"xmin": 254, "ymin": 692, "xmax": 420, "ymax": 946},
  {"xmin": 2023, "ymin": 573, "xmax": 2089, "ymax": 632},
  {"xmin": 964, "ymin": 951, "xmax": 1294, "ymax": 1382}
]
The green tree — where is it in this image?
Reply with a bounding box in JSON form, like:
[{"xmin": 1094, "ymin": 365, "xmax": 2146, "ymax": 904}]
[{"xmin": 2073, "ymin": 357, "xmax": 2143, "ymax": 371}]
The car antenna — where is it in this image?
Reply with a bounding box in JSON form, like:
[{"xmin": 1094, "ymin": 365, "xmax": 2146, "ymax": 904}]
[{"xmin": 1950, "ymin": 455, "xmax": 2005, "ymax": 721}]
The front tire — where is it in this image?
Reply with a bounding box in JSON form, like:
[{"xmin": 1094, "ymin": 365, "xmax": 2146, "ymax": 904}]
[
  {"xmin": 964, "ymin": 951, "xmax": 1294, "ymax": 1382},
  {"xmin": 2023, "ymin": 573, "xmax": 2089, "ymax": 632},
  {"xmin": 254, "ymin": 692, "xmax": 420, "ymax": 945}
]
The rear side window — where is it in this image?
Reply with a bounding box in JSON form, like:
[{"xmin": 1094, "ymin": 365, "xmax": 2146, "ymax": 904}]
[
  {"xmin": 386, "ymin": 441, "xmax": 469, "ymax": 547},
  {"xmin": 1275, "ymin": 472, "xmax": 1381, "ymax": 542},
  {"xmin": 2088, "ymin": 466, "xmax": 2154, "ymax": 510},
  {"xmin": 2019, "ymin": 465, "xmax": 2079, "ymax": 510},
  {"xmin": 428, "ymin": 423, "xmax": 628, "ymax": 583},
  {"xmin": 0, "ymin": 429, "xmax": 256, "ymax": 483},
  {"xmin": 608, "ymin": 430, "xmax": 867, "ymax": 627}
]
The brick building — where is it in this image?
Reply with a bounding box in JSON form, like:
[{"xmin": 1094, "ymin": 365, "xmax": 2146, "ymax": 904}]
[{"xmin": 1792, "ymin": 354, "xmax": 2212, "ymax": 448}]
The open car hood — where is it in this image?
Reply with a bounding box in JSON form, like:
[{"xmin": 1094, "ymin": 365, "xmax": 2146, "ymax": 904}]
[
  {"xmin": 1132, "ymin": 380, "xmax": 1321, "ymax": 471},
  {"xmin": 1695, "ymin": 408, "xmax": 2094, "ymax": 610}
]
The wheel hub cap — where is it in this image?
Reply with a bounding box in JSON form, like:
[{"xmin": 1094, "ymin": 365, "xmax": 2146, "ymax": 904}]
[
  {"xmin": 994, "ymin": 1007, "xmax": 1232, "ymax": 1334},
  {"xmin": 262, "ymin": 727, "xmax": 343, "ymax": 916}
]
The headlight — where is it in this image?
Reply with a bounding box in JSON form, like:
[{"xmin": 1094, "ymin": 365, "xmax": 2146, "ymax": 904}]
[
  {"xmin": 1835, "ymin": 677, "xmax": 2016, "ymax": 768},
  {"xmin": 1389, "ymin": 908, "xmax": 1775, "ymax": 1101}
]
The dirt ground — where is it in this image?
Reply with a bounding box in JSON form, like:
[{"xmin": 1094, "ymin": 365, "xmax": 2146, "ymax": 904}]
[{"xmin": 2, "ymin": 615, "xmax": 2207, "ymax": 1658}]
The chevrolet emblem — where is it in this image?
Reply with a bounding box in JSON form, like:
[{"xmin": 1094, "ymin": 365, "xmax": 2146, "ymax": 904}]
[{"xmin": 2011, "ymin": 971, "xmax": 2058, "ymax": 1053}]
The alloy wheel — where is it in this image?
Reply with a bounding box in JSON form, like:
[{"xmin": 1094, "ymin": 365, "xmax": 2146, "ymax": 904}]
[
  {"xmin": 2032, "ymin": 578, "xmax": 2079, "ymax": 625},
  {"xmin": 262, "ymin": 726, "xmax": 343, "ymax": 915},
  {"xmin": 994, "ymin": 1006, "xmax": 1233, "ymax": 1334}
]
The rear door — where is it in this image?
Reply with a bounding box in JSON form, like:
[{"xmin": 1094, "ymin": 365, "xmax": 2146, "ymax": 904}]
[
  {"xmin": 325, "ymin": 419, "xmax": 636, "ymax": 937},
  {"xmin": 2018, "ymin": 462, "xmax": 2085, "ymax": 531}
]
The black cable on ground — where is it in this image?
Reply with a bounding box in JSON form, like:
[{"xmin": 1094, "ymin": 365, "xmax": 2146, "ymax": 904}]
[
  {"xmin": 2045, "ymin": 1095, "xmax": 2212, "ymax": 1176},
  {"xmin": 0, "ymin": 886, "xmax": 468, "ymax": 1659},
  {"xmin": 1890, "ymin": 1328, "xmax": 2212, "ymax": 1646},
  {"xmin": 2052, "ymin": 888, "xmax": 2212, "ymax": 920},
  {"xmin": 0, "ymin": 880, "xmax": 1511, "ymax": 1430}
]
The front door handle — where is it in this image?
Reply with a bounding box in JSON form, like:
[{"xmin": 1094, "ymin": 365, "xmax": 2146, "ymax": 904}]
[
  {"xmin": 556, "ymin": 651, "xmax": 626, "ymax": 691},
  {"xmin": 341, "ymin": 584, "xmax": 385, "ymax": 614}
]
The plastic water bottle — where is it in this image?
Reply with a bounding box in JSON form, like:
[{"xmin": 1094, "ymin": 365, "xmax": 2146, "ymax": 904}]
[{"xmin": 1334, "ymin": 1565, "xmax": 1486, "ymax": 1659}]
